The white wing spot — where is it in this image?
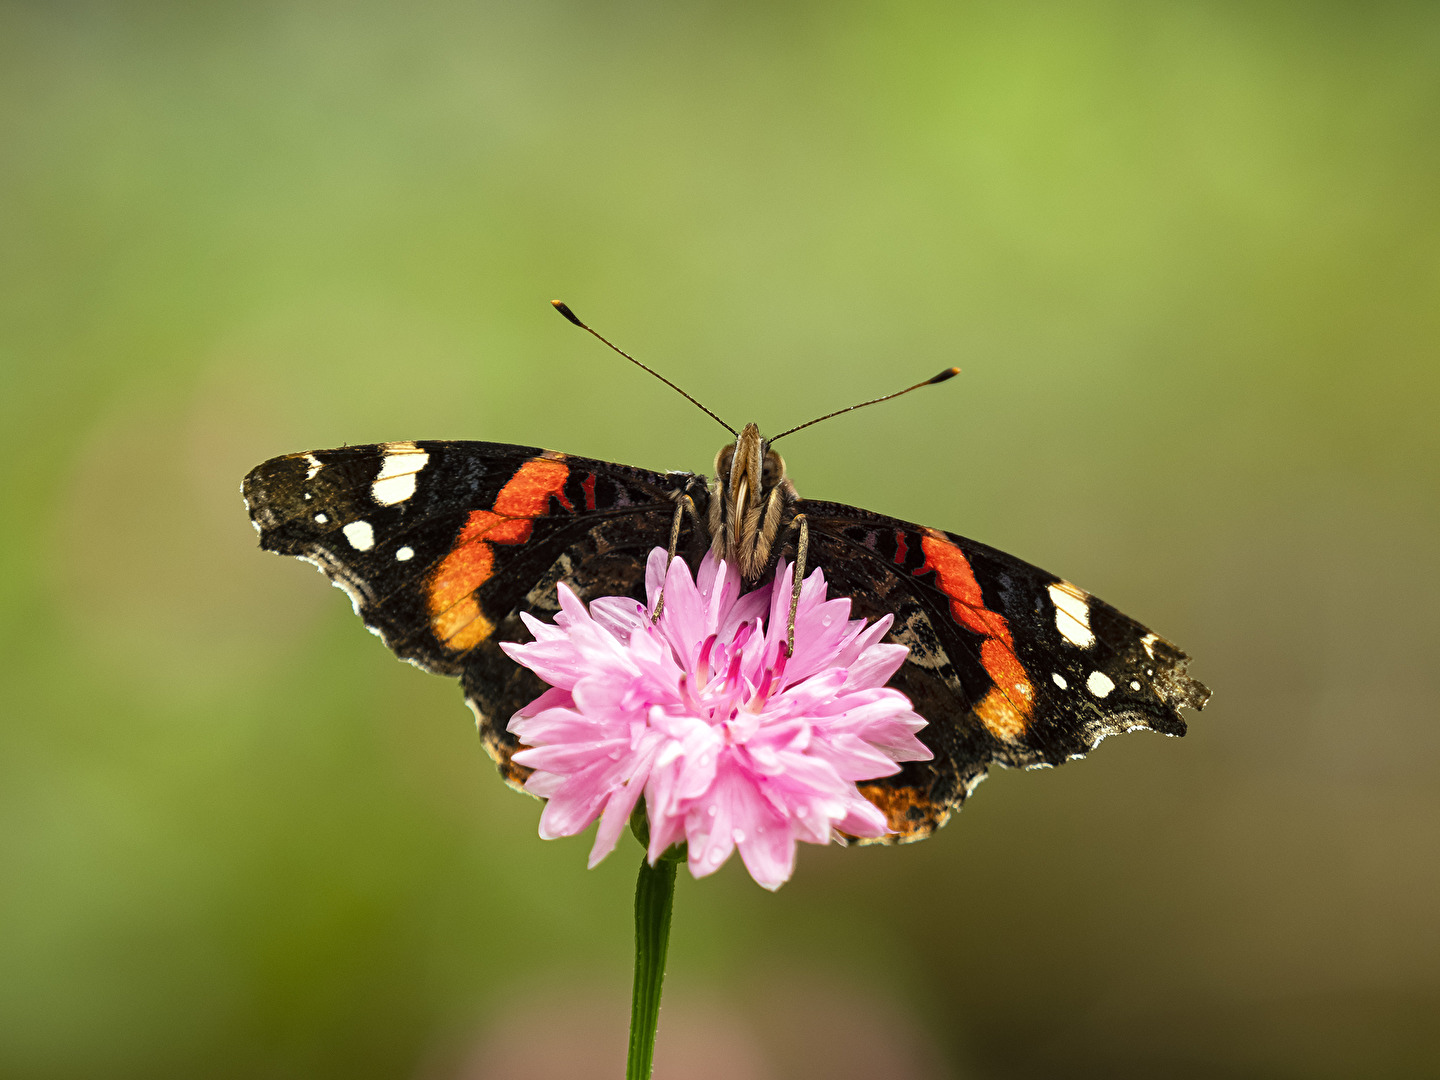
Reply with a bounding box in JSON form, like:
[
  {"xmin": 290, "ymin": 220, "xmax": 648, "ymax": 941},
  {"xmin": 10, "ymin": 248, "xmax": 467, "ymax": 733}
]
[
  {"xmin": 303, "ymin": 453, "xmax": 323, "ymax": 480},
  {"xmin": 395, "ymin": 546, "xmax": 414, "ymax": 562},
  {"xmin": 302, "ymin": 492, "xmax": 312, "ymax": 501},
  {"xmin": 1048, "ymin": 582, "xmax": 1095, "ymax": 649},
  {"xmin": 314, "ymin": 512, "xmax": 328, "ymax": 523},
  {"xmin": 1016, "ymin": 682, "xmax": 1031, "ymax": 697},
  {"xmin": 342, "ymin": 520, "xmax": 375, "ymax": 551},
  {"xmin": 1086, "ymin": 671, "xmax": 1115, "ymax": 698},
  {"xmin": 372, "ymin": 441, "xmax": 429, "ymax": 506},
  {"xmin": 1052, "ymin": 672, "xmax": 1068, "ymax": 690},
  {"xmin": 1141, "ymin": 633, "xmax": 1159, "ymax": 659},
  {"xmin": 1130, "ymin": 680, "xmax": 1141, "ymax": 691}
]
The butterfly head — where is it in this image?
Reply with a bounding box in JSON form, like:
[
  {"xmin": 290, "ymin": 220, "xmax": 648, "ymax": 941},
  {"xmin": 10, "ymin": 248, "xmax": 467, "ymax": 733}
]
[{"xmin": 708, "ymin": 423, "xmax": 796, "ymax": 581}]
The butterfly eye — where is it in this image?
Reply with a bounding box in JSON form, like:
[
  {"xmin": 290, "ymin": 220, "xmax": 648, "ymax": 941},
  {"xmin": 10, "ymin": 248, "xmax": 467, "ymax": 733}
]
[
  {"xmin": 714, "ymin": 444, "xmax": 735, "ymax": 479},
  {"xmin": 761, "ymin": 449, "xmax": 785, "ymax": 487}
]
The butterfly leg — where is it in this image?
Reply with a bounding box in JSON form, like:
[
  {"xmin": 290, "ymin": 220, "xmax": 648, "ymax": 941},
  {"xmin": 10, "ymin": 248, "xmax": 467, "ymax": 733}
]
[
  {"xmin": 652, "ymin": 492, "xmax": 703, "ymax": 622},
  {"xmin": 785, "ymin": 513, "xmax": 808, "ymax": 656}
]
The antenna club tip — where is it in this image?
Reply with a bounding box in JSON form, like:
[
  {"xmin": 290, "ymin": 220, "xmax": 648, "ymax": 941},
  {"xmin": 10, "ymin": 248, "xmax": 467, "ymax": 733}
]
[
  {"xmin": 551, "ymin": 300, "xmax": 584, "ymax": 327},
  {"xmin": 930, "ymin": 367, "xmax": 961, "ymax": 384}
]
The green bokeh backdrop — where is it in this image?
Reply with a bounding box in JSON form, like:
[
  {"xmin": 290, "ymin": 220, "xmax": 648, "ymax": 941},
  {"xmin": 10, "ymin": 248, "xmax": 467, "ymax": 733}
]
[{"xmin": 3, "ymin": 3, "xmax": 1437, "ymax": 1078}]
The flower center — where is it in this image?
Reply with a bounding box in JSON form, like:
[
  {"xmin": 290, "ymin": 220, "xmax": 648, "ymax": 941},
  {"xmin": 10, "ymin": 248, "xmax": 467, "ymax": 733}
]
[{"xmin": 671, "ymin": 620, "xmax": 788, "ymax": 742}]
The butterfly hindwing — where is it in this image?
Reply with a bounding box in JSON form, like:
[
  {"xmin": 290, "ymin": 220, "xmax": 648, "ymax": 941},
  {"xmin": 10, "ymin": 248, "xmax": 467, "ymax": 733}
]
[{"xmin": 796, "ymin": 500, "xmax": 1209, "ymax": 842}]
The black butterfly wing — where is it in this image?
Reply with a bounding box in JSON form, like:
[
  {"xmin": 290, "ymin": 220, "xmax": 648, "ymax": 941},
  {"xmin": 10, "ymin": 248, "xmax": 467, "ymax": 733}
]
[
  {"xmin": 243, "ymin": 440, "xmax": 708, "ymax": 785},
  {"xmin": 797, "ymin": 499, "xmax": 1210, "ymax": 842}
]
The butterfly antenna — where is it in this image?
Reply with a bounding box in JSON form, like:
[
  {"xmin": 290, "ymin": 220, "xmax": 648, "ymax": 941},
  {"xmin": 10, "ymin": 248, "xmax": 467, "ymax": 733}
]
[
  {"xmin": 768, "ymin": 367, "xmax": 960, "ymax": 443},
  {"xmin": 551, "ymin": 300, "xmax": 738, "ymax": 436}
]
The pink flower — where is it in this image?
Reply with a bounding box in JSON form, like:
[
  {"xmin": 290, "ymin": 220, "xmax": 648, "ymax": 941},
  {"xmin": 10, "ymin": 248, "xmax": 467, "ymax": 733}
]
[{"xmin": 500, "ymin": 548, "xmax": 932, "ymax": 890}]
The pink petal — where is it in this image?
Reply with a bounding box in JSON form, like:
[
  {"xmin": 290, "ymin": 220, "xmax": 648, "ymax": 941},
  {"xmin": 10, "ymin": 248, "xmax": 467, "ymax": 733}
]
[
  {"xmin": 522, "ymin": 770, "xmax": 565, "ymax": 799},
  {"xmin": 830, "ymin": 613, "xmax": 895, "ymax": 672},
  {"xmin": 734, "ymin": 805, "xmax": 795, "ymax": 891},
  {"xmin": 555, "ymin": 581, "xmax": 591, "ymax": 625},
  {"xmin": 764, "ymin": 560, "xmax": 796, "ymax": 646},
  {"xmin": 644, "ymin": 784, "xmax": 689, "ymax": 862},
  {"xmin": 784, "ymin": 600, "xmax": 859, "ymax": 681},
  {"xmin": 806, "ymin": 733, "xmax": 904, "ymax": 781},
  {"xmin": 695, "ymin": 550, "xmax": 721, "ymax": 599},
  {"xmin": 815, "ymin": 690, "xmax": 920, "ymax": 728},
  {"xmin": 685, "ymin": 762, "xmax": 749, "ymax": 878},
  {"xmin": 665, "ymin": 723, "xmax": 723, "ymax": 804},
  {"xmin": 507, "ymin": 688, "xmax": 577, "ymax": 739},
  {"xmin": 840, "ymin": 640, "xmax": 910, "ymax": 691},
  {"xmin": 512, "ymin": 738, "xmax": 626, "ymax": 775},
  {"xmin": 766, "ymin": 669, "xmax": 849, "ymax": 718},
  {"xmin": 588, "ymin": 595, "xmax": 649, "ymax": 642},
  {"xmin": 716, "ymin": 586, "xmax": 771, "ymax": 643},
  {"xmin": 770, "ymin": 560, "xmax": 829, "ymax": 635},
  {"xmin": 511, "ymin": 685, "xmax": 574, "ymax": 717},
  {"xmin": 510, "ymin": 717, "xmax": 614, "ymax": 754},
  {"xmin": 571, "ymin": 675, "xmax": 645, "ymax": 725},
  {"xmin": 848, "ymin": 714, "xmax": 933, "ymax": 761},
  {"xmin": 589, "ymin": 742, "xmax": 659, "ymax": 867},
  {"xmin": 757, "ymin": 751, "xmax": 849, "ymax": 804},
  {"xmin": 783, "ymin": 796, "xmax": 835, "ymax": 845},
  {"xmin": 644, "ymin": 546, "xmax": 669, "ymax": 610},
  {"xmin": 502, "ymin": 638, "xmax": 593, "ymax": 690},
  {"xmin": 536, "ymin": 758, "xmax": 619, "ymax": 838},
  {"xmin": 836, "ymin": 795, "xmax": 891, "ymax": 838},
  {"xmin": 516, "ymin": 610, "xmax": 570, "ymax": 643},
  {"xmin": 699, "ymin": 557, "xmax": 743, "ymax": 629},
  {"xmin": 655, "ymin": 555, "xmax": 707, "ymax": 668}
]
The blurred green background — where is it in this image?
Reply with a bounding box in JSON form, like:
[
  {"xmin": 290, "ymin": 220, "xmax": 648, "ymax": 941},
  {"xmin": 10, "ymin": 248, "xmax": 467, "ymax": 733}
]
[{"xmin": 3, "ymin": 2, "xmax": 1437, "ymax": 1078}]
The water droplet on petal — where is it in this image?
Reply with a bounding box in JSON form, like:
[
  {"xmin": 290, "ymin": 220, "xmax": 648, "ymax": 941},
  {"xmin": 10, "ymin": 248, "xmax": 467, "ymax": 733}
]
[
  {"xmin": 732, "ymin": 828, "xmax": 745, "ymax": 843},
  {"xmin": 709, "ymin": 849, "xmax": 723, "ymax": 865},
  {"xmin": 796, "ymin": 806, "xmax": 808, "ymax": 818},
  {"xmin": 821, "ymin": 615, "xmax": 832, "ymax": 626},
  {"xmin": 707, "ymin": 805, "xmax": 717, "ymax": 817}
]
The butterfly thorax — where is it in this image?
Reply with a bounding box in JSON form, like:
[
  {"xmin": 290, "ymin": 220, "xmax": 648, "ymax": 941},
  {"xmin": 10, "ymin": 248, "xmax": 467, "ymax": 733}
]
[{"xmin": 707, "ymin": 422, "xmax": 798, "ymax": 581}]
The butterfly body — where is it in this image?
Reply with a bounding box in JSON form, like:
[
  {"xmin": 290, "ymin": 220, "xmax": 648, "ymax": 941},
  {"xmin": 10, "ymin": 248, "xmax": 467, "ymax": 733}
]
[
  {"xmin": 244, "ymin": 434, "xmax": 1208, "ymax": 842},
  {"xmin": 707, "ymin": 421, "xmax": 798, "ymax": 580}
]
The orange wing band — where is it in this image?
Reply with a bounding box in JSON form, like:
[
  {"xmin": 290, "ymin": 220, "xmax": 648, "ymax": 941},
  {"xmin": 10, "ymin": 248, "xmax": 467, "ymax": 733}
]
[
  {"xmin": 426, "ymin": 458, "xmax": 571, "ymax": 651},
  {"xmin": 915, "ymin": 533, "xmax": 1034, "ymax": 740}
]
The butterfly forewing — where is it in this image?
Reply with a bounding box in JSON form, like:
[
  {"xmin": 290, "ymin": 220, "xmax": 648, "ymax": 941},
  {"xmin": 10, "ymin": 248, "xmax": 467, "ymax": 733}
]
[{"xmin": 243, "ymin": 440, "xmax": 707, "ymax": 781}]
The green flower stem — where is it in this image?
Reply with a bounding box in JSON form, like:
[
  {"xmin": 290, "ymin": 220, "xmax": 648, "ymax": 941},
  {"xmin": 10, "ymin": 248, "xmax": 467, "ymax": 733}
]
[{"xmin": 626, "ymin": 850, "xmax": 678, "ymax": 1080}]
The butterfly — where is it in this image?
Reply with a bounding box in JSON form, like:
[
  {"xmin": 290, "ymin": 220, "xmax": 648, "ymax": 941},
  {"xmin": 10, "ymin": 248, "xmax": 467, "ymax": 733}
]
[{"xmin": 242, "ymin": 302, "xmax": 1209, "ymax": 842}]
